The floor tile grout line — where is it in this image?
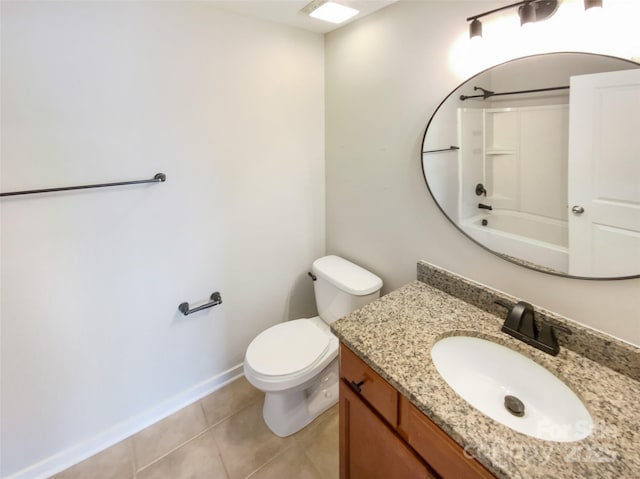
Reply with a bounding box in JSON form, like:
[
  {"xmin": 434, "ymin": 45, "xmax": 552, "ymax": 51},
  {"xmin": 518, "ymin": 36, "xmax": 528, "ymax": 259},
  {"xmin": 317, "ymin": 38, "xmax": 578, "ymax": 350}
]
[
  {"xmin": 203, "ymin": 395, "xmax": 264, "ymax": 429},
  {"xmin": 300, "ymin": 447, "xmax": 328, "ymax": 479},
  {"xmin": 302, "ymin": 438, "xmax": 338, "ymax": 478},
  {"xmin": 133, "ymin": 391, "xmax": 263, "ymax": 474},
  {"xmin": 209, "ymin": 397, "xmax": 322, "ymax": 479},
  {"xmin": 243, "ymin": 440, "xmax": 302, "ymax": 479},
  {"xmin": 133, "ymin": 407, "xmax": 208, "ymax": 472},
  {"xmin": 128, "ymin": 438, "xmax": 138, "ymax": 479},
  {"xmin": 207, "ymin": 400, "xmax": 280, "ymax": 479},
  {"xmin": 136, "ymin": 396, "xmax": 264, "ymax": 476},
  {"xmin": 135, "ymin": 426, "xmax": 214, "ymax": 474}
]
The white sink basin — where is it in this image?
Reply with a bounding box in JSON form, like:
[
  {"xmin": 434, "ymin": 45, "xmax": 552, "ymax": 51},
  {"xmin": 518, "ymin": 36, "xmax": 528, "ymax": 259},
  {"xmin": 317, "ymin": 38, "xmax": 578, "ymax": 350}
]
[{"xmin": 431, "ymin": 336, "xmax": 593, "ymax": 442}]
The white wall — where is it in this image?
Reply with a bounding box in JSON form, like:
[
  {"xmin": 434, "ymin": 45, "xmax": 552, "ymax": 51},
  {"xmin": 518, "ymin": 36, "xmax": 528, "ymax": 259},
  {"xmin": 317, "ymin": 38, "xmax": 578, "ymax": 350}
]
[
  {"xmin": 325, "ymin": 0, "xmax": 640, "ymax": 344},
  {"xmin": 0, "ymin": 2, "xmax": 324, "ymax": 477}
]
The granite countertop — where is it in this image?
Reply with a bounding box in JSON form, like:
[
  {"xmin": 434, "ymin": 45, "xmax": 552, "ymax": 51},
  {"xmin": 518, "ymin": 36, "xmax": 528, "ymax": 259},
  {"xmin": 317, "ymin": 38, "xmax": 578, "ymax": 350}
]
[{"xmin": 331, "ymin": 279, "xmax": 640, "ymax": 479}]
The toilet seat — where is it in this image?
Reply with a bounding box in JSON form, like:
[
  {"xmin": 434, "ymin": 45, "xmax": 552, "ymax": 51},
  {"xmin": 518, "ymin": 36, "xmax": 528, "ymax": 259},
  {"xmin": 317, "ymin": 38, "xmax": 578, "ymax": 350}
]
[
  {"xmin": 246, "ymin": 318, "xmax": 330, "ymax": 376},
  {"xmin": 244, "ymin": 317, "xmax": 338, "ymax": 391}
]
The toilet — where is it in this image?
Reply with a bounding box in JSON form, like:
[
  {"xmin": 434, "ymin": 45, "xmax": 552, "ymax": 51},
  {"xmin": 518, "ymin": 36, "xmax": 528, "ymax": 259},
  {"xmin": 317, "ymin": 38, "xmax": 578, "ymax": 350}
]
[{"xmin": 244, "ymin": 255, "xmax": 383, "ymax": 437}]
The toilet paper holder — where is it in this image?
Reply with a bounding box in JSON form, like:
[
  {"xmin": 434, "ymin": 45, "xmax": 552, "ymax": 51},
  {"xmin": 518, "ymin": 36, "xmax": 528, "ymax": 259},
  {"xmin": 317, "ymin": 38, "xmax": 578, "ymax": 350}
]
[{"xmin": 179, "ymin": 291, "xmax": 222, "ymax": 316}]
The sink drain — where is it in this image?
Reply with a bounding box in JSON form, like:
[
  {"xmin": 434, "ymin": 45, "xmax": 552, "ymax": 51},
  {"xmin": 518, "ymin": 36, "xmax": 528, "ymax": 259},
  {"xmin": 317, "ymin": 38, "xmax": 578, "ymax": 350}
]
[{"xmin": 504, "ymin": 395, "xmax": 525, "ymax": 417}]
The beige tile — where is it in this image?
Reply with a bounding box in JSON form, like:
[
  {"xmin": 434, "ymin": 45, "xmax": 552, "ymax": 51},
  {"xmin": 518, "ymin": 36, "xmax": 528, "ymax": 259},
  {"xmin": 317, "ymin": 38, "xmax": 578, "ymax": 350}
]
[
  {"xmin": 210, "ymin": 401, "xmax": 295, "ymax": 479},
  {"xmin": 296, "ymin": 405, "xmax": 339, "ymax": 479},
  {"xmin": 247, "ymin": 444, "xmax": 323, "ymax": 479},
  {"xmin": 200, "ymin": 376, "xmax": 263, "ymax": 427},
  {"xmin": 51, "ymin": 438, "xmax": 134, "ymax": 479},
  {"xmin": 136, "ymin": 430, "xmax": 228, "ymax": 479},
  {"xmin": 132, "ymin": 402, "xmax": 208, "ymax": 470},
  {"xmin": 294, "ymin": 403, "xmax": 338, "ymax": 442}
]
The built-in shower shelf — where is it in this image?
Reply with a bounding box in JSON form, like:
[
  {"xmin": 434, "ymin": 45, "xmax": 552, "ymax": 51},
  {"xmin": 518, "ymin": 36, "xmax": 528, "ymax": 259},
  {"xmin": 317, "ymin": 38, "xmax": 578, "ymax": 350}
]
[{"xmin": 486, "ymin": 149, "xmax": 517, "ymax": 155}]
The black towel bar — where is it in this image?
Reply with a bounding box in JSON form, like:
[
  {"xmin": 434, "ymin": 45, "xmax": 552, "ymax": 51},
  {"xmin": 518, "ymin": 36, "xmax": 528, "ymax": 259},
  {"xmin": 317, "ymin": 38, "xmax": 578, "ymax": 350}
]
[
  {"xmin": 0, "ymin": 173, "xmax": 166, "ymax": 197},
  {"xmin": 179, "ymin": 292, "xmax": 222, "ymax": 316}
]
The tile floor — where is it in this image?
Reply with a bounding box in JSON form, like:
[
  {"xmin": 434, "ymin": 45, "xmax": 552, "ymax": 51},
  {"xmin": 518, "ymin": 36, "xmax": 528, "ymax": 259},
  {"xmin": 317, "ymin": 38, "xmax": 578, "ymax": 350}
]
[{"xmin": 52, "ymin": 377, "xmax": 339, "ymax": 479}]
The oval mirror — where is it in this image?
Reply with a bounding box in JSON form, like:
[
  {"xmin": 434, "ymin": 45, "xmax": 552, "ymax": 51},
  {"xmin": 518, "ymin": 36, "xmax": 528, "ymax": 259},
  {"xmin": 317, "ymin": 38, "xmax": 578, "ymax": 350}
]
[{"xmin": 422, "ymin": 52, "xmax": 640, "ymax": 280}]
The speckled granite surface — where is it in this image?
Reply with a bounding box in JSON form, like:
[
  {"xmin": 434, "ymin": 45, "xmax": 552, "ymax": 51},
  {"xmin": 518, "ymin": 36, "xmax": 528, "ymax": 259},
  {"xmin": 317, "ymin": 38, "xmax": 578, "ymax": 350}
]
[
  {"xmin": 331, "ymin": 267, "xmax": 640, "ymax": 479},
  {"xmin": 417, "ymin": 261, "xmax": 640, "ymax": 381}
]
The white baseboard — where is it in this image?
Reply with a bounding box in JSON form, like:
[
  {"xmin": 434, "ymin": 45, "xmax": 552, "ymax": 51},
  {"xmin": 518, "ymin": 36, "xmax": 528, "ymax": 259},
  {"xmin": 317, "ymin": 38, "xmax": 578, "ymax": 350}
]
[{"xmin": 4, "ymin": 363, "xmax": 244, "ymax": 479}]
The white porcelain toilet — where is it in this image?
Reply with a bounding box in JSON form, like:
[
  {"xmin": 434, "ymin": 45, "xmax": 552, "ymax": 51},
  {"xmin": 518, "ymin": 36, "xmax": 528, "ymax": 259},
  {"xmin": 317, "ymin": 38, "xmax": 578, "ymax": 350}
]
[{"xmin": 244, "ymin": 255, "xmax": 382, "ymax": 437}]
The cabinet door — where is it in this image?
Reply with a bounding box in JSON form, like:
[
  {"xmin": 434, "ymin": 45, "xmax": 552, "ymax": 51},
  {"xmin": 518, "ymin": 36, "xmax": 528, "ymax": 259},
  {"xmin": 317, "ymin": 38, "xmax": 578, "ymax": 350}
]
[
  {"xmin": 399, "ymin": 396, "xmax": 494, "ymax": 479},
  {"xmin": 339, "ymin": 380, "xmax": 434, "ymax": 479},
  {"xmin": 340, "ymin": 344, "xmax": 398, "ymax": 426}
]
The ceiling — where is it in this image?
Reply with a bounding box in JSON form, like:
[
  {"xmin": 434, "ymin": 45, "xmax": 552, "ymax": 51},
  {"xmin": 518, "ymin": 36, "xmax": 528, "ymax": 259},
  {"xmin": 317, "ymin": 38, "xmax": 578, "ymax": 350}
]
[{"xmin": 207, "ymin": 0, "xmax": 399, "ymax": 34}]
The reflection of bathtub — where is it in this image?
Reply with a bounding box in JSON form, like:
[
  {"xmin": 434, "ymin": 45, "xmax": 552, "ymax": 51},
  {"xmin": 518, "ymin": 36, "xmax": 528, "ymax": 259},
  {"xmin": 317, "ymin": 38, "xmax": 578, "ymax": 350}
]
[{"xmin": 460, "ymin": 210, "xmax": 568, "ymax": 273}]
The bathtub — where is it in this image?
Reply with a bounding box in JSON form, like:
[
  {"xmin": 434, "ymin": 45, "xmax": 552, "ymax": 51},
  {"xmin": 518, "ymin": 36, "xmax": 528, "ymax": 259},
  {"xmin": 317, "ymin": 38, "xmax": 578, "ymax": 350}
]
[{"xmin": 460, "ymin": 210, "xmax": 569, "ymax": 273}]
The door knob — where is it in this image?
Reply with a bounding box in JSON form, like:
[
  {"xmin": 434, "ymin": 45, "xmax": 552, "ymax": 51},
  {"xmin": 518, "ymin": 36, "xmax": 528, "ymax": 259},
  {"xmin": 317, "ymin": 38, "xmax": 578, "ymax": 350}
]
[{"xmin": 571, "ymin": 205, "xmax": 585, "ymax": 215}]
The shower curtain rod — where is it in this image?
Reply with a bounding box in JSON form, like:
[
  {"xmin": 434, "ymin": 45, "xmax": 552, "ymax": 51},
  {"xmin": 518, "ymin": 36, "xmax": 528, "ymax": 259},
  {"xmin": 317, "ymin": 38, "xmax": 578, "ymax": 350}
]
[
  {"xmin": 0, "ymin": 173, "xmax": 166, "ymax": 197},
  {"xmin": 460, "ymin": 85, "xmax": 570, "ymax": 101}
]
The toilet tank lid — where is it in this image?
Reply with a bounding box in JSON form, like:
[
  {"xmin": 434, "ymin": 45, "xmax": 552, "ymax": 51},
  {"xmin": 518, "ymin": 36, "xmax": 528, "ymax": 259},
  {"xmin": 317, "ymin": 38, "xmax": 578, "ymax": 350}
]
[{"xmin": 312, "ymin": 255, "xmax": 383, "ymax": 296}]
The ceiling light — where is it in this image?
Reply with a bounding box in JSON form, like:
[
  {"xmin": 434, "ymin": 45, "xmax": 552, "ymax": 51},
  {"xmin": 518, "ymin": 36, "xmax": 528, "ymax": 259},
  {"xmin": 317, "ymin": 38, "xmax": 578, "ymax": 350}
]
[{"xmin": 304, "ymin": 1, "xmax": 359, "ymax": 24}]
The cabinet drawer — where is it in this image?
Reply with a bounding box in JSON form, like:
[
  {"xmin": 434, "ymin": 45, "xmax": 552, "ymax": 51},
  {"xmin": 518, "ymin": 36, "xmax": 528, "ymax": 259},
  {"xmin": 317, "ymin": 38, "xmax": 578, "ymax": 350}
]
[
  {"xmin": 400, "ymin": 396, "xmax": 495, "ymax": 479},
  {"xmin": 340, "ymin": 344, "xmax": 398, "ymax": 427}
]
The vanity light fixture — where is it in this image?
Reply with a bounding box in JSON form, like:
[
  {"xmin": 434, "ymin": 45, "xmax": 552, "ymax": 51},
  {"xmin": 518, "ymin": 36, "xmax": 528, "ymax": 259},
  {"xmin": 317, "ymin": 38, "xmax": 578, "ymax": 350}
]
[
  {"xmin": 519, "ymin": 1, "xmax": 537, "ymax": 26},
  {"xmin": 467, "ymin": 0, "xmax": 560, "ymax": 39},
  {"xmin": 469, "ymin": 18, "xmax": 483, "ymax": 39},
  {"xmin": 584, "ymin": 0, "xmax": 603, "ymax": 11},
  {"xmin": 301, "ymin": 0, "xmax": 359, "ymax": 24}
]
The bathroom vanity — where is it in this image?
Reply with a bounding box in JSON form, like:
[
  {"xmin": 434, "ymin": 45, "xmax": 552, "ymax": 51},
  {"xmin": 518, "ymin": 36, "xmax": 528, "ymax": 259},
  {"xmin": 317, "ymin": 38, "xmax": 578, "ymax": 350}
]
[
  {"xmin": 331, "ymin": 262, "xmax": 640, "ymax": 478},
  {"xmin": 339, "ymin": 343, "xmax": 494, "ymax": 478}
]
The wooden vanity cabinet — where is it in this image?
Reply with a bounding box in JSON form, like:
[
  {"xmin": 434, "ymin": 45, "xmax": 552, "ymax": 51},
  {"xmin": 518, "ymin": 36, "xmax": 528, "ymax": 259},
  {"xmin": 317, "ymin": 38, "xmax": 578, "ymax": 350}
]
[
  {"xmin": 339, "ymin": 344, "xmax": 495, "ymax": 479},
  {"xmin": 339, "ymin": 381, "xmax": 435, "ymax": 479}
]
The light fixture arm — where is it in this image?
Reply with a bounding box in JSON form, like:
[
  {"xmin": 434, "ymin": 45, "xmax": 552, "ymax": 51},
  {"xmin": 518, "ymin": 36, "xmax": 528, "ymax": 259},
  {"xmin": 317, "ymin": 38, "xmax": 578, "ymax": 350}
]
[
  {"xmin": 467, "ymin": 1, "xmax": 560, "ymax": 39},
  {"xmin": 466, "ymin": 0, "xmax": 532, "ymax": 22}
]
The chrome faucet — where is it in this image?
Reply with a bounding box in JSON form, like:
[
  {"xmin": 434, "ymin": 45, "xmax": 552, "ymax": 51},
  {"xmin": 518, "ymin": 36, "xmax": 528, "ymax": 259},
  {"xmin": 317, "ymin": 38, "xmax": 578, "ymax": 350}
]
[
  {"xmin": 478, "ymin": 203, "xmax": 493, "ymax": 211},
  {"xmin": 495, "ymin": 300, "xmax": 572, "ymax": 356}
]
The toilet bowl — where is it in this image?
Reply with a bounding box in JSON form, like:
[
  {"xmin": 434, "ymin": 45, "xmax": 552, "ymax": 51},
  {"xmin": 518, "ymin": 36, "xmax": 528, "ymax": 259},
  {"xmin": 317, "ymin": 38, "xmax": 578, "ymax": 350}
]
[{"xmin": 243, "ymin": 255, "xmax": 382, "ymax": 437}]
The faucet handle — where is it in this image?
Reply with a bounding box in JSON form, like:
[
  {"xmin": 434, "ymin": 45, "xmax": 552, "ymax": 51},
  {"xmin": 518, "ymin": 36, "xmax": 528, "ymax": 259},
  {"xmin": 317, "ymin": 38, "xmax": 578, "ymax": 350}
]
[
  {"xmin": 494, "ymin": 299, "xmax": 512, "ymax": 311},
  {"xmin": 510, "ymin": 301, "xmax": 537, "ymax": 338},
  {"xmin": 550, "ymin": 323, "xmax": 572, "ymax": 335},
  {"xmin": 536, "ymin": 321, "xmax": 571, "ymax": 356},
  {"xmin": 536, "ymin": 324, "xmax": 558, "ymax": 355}
]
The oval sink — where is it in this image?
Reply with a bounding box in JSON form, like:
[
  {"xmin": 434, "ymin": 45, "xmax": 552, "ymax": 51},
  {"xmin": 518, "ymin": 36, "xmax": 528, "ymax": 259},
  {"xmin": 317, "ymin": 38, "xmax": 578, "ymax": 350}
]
[{"xmin": 431, "ymin": 336, "xmax": 593, "ymax": 442}]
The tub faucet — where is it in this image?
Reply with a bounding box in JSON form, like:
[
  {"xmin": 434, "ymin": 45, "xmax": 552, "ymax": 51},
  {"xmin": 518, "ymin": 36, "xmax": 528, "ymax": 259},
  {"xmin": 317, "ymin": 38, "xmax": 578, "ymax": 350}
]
[
  {"xmin": 478, "ymin": 203, "xmax": 493, "ymax": 211},
  {"xmin": 494, "ymin": 300, "xmax": 572, "ymax": 356}
]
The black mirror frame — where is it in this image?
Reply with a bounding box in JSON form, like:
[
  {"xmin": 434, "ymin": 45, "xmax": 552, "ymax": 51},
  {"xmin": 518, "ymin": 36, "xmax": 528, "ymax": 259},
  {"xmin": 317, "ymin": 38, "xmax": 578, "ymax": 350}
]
[{"xmin": 421, "ymin": 51, "xmax": 640, "ymax": 281}]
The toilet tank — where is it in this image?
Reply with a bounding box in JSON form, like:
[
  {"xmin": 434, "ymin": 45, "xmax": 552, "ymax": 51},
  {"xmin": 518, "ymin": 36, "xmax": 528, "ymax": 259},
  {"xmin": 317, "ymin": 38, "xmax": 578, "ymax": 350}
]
[{"xmin": 311, "ymin": 255, "xmax": 383, "ymax": 324}]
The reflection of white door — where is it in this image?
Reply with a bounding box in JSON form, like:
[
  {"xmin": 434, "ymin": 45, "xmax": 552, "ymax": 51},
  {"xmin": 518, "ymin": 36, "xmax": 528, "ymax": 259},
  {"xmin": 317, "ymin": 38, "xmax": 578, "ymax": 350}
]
[{"xmin": 568, "ymin": 69, "xmax": 640, "ymax": 277}]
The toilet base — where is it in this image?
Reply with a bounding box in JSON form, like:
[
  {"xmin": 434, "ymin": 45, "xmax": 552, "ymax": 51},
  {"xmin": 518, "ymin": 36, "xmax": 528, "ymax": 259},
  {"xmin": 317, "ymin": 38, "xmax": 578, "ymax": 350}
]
[{"xmin": 262, "ymin": 359, "xmax": 339, "ymax": 437}]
